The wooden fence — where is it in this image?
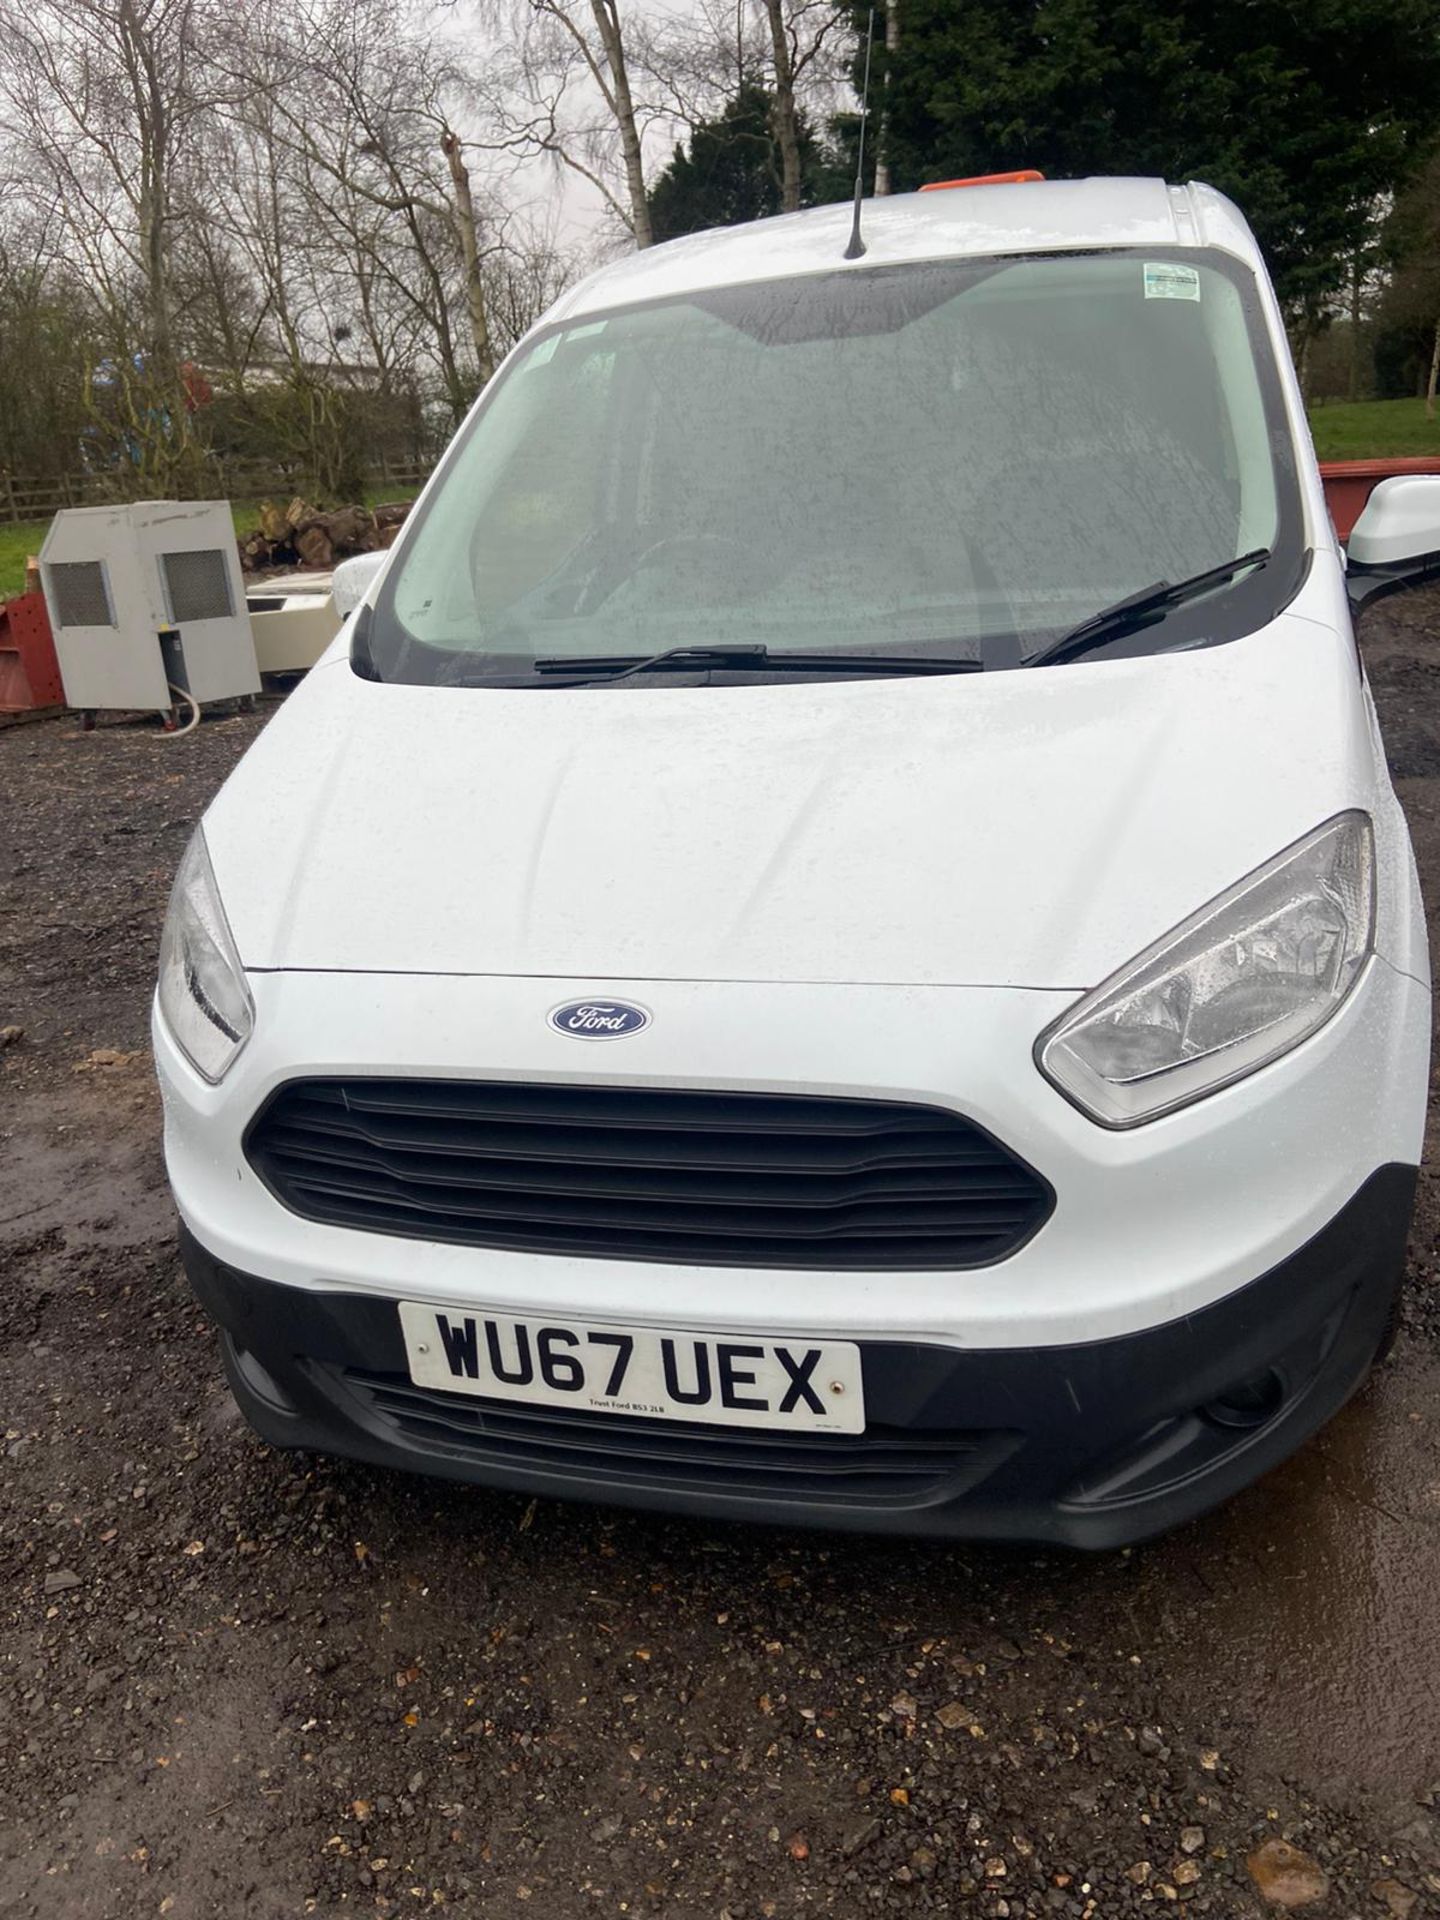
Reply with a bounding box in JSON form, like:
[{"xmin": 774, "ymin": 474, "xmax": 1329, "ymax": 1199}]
[{"xmin": 0, "ymin": 458, "xmax": 433, "ymax": 525}]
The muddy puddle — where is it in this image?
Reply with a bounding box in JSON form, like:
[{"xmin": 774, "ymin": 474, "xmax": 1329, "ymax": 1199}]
[{"xmin": 1147, "ymin": 1348, "xmax": 1440, "ymax": 1819}]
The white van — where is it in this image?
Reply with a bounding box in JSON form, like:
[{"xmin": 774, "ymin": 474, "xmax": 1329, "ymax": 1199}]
[{"xmin": 155, "ymin": 179, "xmax": 1439, "ymax": 1547}]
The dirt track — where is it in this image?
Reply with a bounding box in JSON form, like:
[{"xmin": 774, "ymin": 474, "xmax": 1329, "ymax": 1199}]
[{"xmin": 4, "ymin": 597, "xmax": 1440, "ymax": 1919}]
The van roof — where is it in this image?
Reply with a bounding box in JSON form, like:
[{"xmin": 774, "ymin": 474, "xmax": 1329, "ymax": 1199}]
[{"xmin": 549, "ymin": 179, "xmax": 1258, "ymax": 327}]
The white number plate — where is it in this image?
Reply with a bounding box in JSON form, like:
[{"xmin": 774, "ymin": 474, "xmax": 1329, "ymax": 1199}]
[{"xmin": 398, "ymin": 1303, "xmax": 865, "ymax": 1435}]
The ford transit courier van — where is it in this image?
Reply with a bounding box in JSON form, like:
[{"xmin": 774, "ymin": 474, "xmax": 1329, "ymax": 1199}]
[{"xmin": 155, "ymin": 179, "xmax": 1439, "ymax": 1548}]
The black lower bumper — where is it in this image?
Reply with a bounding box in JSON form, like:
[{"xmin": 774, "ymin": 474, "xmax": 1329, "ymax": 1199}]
[{"xmin": 179, "ymin": 1163, "xmax": 1416, "ymax": 1549}]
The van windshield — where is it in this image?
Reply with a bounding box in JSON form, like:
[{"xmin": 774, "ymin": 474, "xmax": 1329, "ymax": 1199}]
[{"xmin": 370, "ymin": 248, "xmax": 1304, "ymax": 685}]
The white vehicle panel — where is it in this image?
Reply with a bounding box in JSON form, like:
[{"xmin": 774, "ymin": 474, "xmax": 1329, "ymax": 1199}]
[
  {"xmin": 155, "ymin": 955, "xmax": 1428, "ymax": 1350},
  {"xmin": 202, "ymin": 581, "xmax": 1394, "ymax": 991},
  {"xmin": 546, "ymin": 181, "xmax": 1254, "ymax": 328}
]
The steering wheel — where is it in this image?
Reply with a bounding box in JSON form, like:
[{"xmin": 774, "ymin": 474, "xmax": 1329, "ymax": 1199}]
[
  {"xmin": 627, "ymin": 530, "xmax": 756, "ymax": 578},
  {"xmin": 574, "ymin": 528, "xmax": 785, "ymax": 616}
]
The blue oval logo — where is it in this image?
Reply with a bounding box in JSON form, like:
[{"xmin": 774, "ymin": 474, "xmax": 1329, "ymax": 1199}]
[{"xmin": 549, "ymin": 998, "xmax": 651, "ymax": 1041}]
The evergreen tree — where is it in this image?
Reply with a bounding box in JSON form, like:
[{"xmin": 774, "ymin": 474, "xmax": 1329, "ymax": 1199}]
[
  {"xmin": 649, "ymin": 82, "xmax": 829, "ymax": 240},
  {"xmin": 858, "ymin": 0, "xmax": 1440, "ymax": 311}
]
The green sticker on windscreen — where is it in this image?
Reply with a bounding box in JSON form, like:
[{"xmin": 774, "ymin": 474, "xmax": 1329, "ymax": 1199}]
[{"xmin": 1143, "ymin": 261, "xmax": 1201, "ymax": 302}]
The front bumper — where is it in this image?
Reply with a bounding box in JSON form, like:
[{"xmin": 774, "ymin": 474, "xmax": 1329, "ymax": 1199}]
[
  {"xmin": 157, "ymin": 964, "xmax": 1429, "ymax": 1349},
  {"xmin": 158, "ymin": 956, "xmax": 1427, "ymax": 1546},
  {"xmin": 180, "ymin": 1164, "xmax": 1415, "ymax": 1549}
]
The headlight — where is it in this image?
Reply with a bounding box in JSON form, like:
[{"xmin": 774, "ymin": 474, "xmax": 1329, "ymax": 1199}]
[
  {"xmin": 157, "ymin": 829, "xmax": 253, "ymax": 1083},
  {"xmin": 1037, "ymin": 813, "xmax": 1374, "ymax": 1128}
]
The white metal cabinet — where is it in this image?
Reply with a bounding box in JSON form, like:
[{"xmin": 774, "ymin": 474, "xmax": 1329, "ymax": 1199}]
[{"xmin": 41, "ymin": 502, "xmax": 259, "ymax": 713}]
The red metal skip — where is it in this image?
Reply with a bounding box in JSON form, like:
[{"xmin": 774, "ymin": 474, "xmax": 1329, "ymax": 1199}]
[
  {"xmin": 1319, "ymin": 456, "xmax": 1440, "ymax": 542},
  {"xmin": 0, "ymin": 590, "xmax": 64, "ymax": 713}
]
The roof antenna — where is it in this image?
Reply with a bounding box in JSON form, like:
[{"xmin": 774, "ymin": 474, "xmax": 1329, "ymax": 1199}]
[{"xmin": 844, "ymin": 7, "xmax": 876, "ymax": 261}]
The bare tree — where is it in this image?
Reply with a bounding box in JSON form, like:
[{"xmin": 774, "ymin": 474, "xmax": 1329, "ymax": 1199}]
[
  {"xmin": 215, "ymin": 0, "xmax": 500, "ymax": 411},
  {"xmin": 0, "ymin": 189, "xmax": 104, "ymax": 479},
  {"xmin": 585, "ymin": 0, "xmax": 652, "ymax": 244},
  {"xmin": 634, "ymin": 0, "xmax": 848, "ymax": 218},
  {"xmin": 760, "ymin": 0, "xmax": 845, "ymax": 212},
  {"xmin": 0, "ymin": 0, "xmax": 594, "ymax": 496},
  {"xmin": 484, "ymin": 213, "xmax": 586, "ymax": 357},
  {"xmin": 873, "ymin": 0, "xmax": 899, "ymax": 196},
  {"xmin": 442, "ymin": 130, "xmax": 496, "ymax": 383},
  {"xmin": 480, "ymin": 0, "xmax": 655, "ymax": 247},
  {"xmin": 0, "ymin": 0, "xmax": 220, "ymax": 480},
  {"xmin": 634, "ymin": 0, "xmax": 763, "ymax": 133}
]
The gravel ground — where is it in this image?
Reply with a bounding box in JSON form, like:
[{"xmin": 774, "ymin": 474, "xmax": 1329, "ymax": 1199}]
[{"xmin": 4, "ymin": 597, "xmax": 1440, "ymax": 1920}]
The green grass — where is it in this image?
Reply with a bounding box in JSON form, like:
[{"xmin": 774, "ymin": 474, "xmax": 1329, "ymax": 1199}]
[
  {"xmin": 1306, "ymin": 396, "xmax": 1440, "ymax": 461},
  {"xmin": 0, "ymin": 519, "xmax": 44, "ymax": 602},
  {"xmin": 0, "ymin": 485, "xmax": 423, "ymax": 603}
]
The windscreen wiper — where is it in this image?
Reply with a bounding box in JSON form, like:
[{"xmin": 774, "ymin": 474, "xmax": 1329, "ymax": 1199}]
[
  {"xmin": 532, "ymin": 645, "xmax": 985, "ymax": 685},
  {"xmin": 1024, "ymin": 548, "xmax": 1272, "ymax": 670},
  {"xmin": 533, "ymin": 644, "xmax": 767, "ymax": 684}
]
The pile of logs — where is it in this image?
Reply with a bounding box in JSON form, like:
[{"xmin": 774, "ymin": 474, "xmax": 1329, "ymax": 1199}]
[{"xmin": 238, "ymin": 496, "xmax": 413, "ymax": 573}]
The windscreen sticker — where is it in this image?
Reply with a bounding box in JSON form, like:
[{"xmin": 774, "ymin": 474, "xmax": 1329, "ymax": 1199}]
[{"xmin": 1143, "ymin": 261, "xmax": 1201, "ymax": 302}]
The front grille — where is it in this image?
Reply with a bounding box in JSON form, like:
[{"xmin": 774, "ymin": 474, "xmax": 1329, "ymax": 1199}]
[
  {"xmin": 246, "ymin": 1079, "xmax": 1051, "ymax": 1270},
  {"xmin": 335, "ymin": 1367, "xmax": 1018, "ymax": 1509}
]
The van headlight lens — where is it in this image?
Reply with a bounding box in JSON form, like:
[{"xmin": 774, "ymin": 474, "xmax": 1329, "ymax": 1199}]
[
  {"xmin": 157, "ymin": 830, "xmax": 253, "ymax": 1083},
  {"xmin": 1037, "ymin": 813, "xmax": 1374, "ymax": 1128}
]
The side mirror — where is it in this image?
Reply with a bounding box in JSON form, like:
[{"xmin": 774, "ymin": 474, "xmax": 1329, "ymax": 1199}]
[
  {"xmin": 1347, "ymin": 475, "xmax": 1440, "ymax": 609},
  {"xmin": 331, "ymin": 549, "xmax": 388, "ymax": 620}
]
